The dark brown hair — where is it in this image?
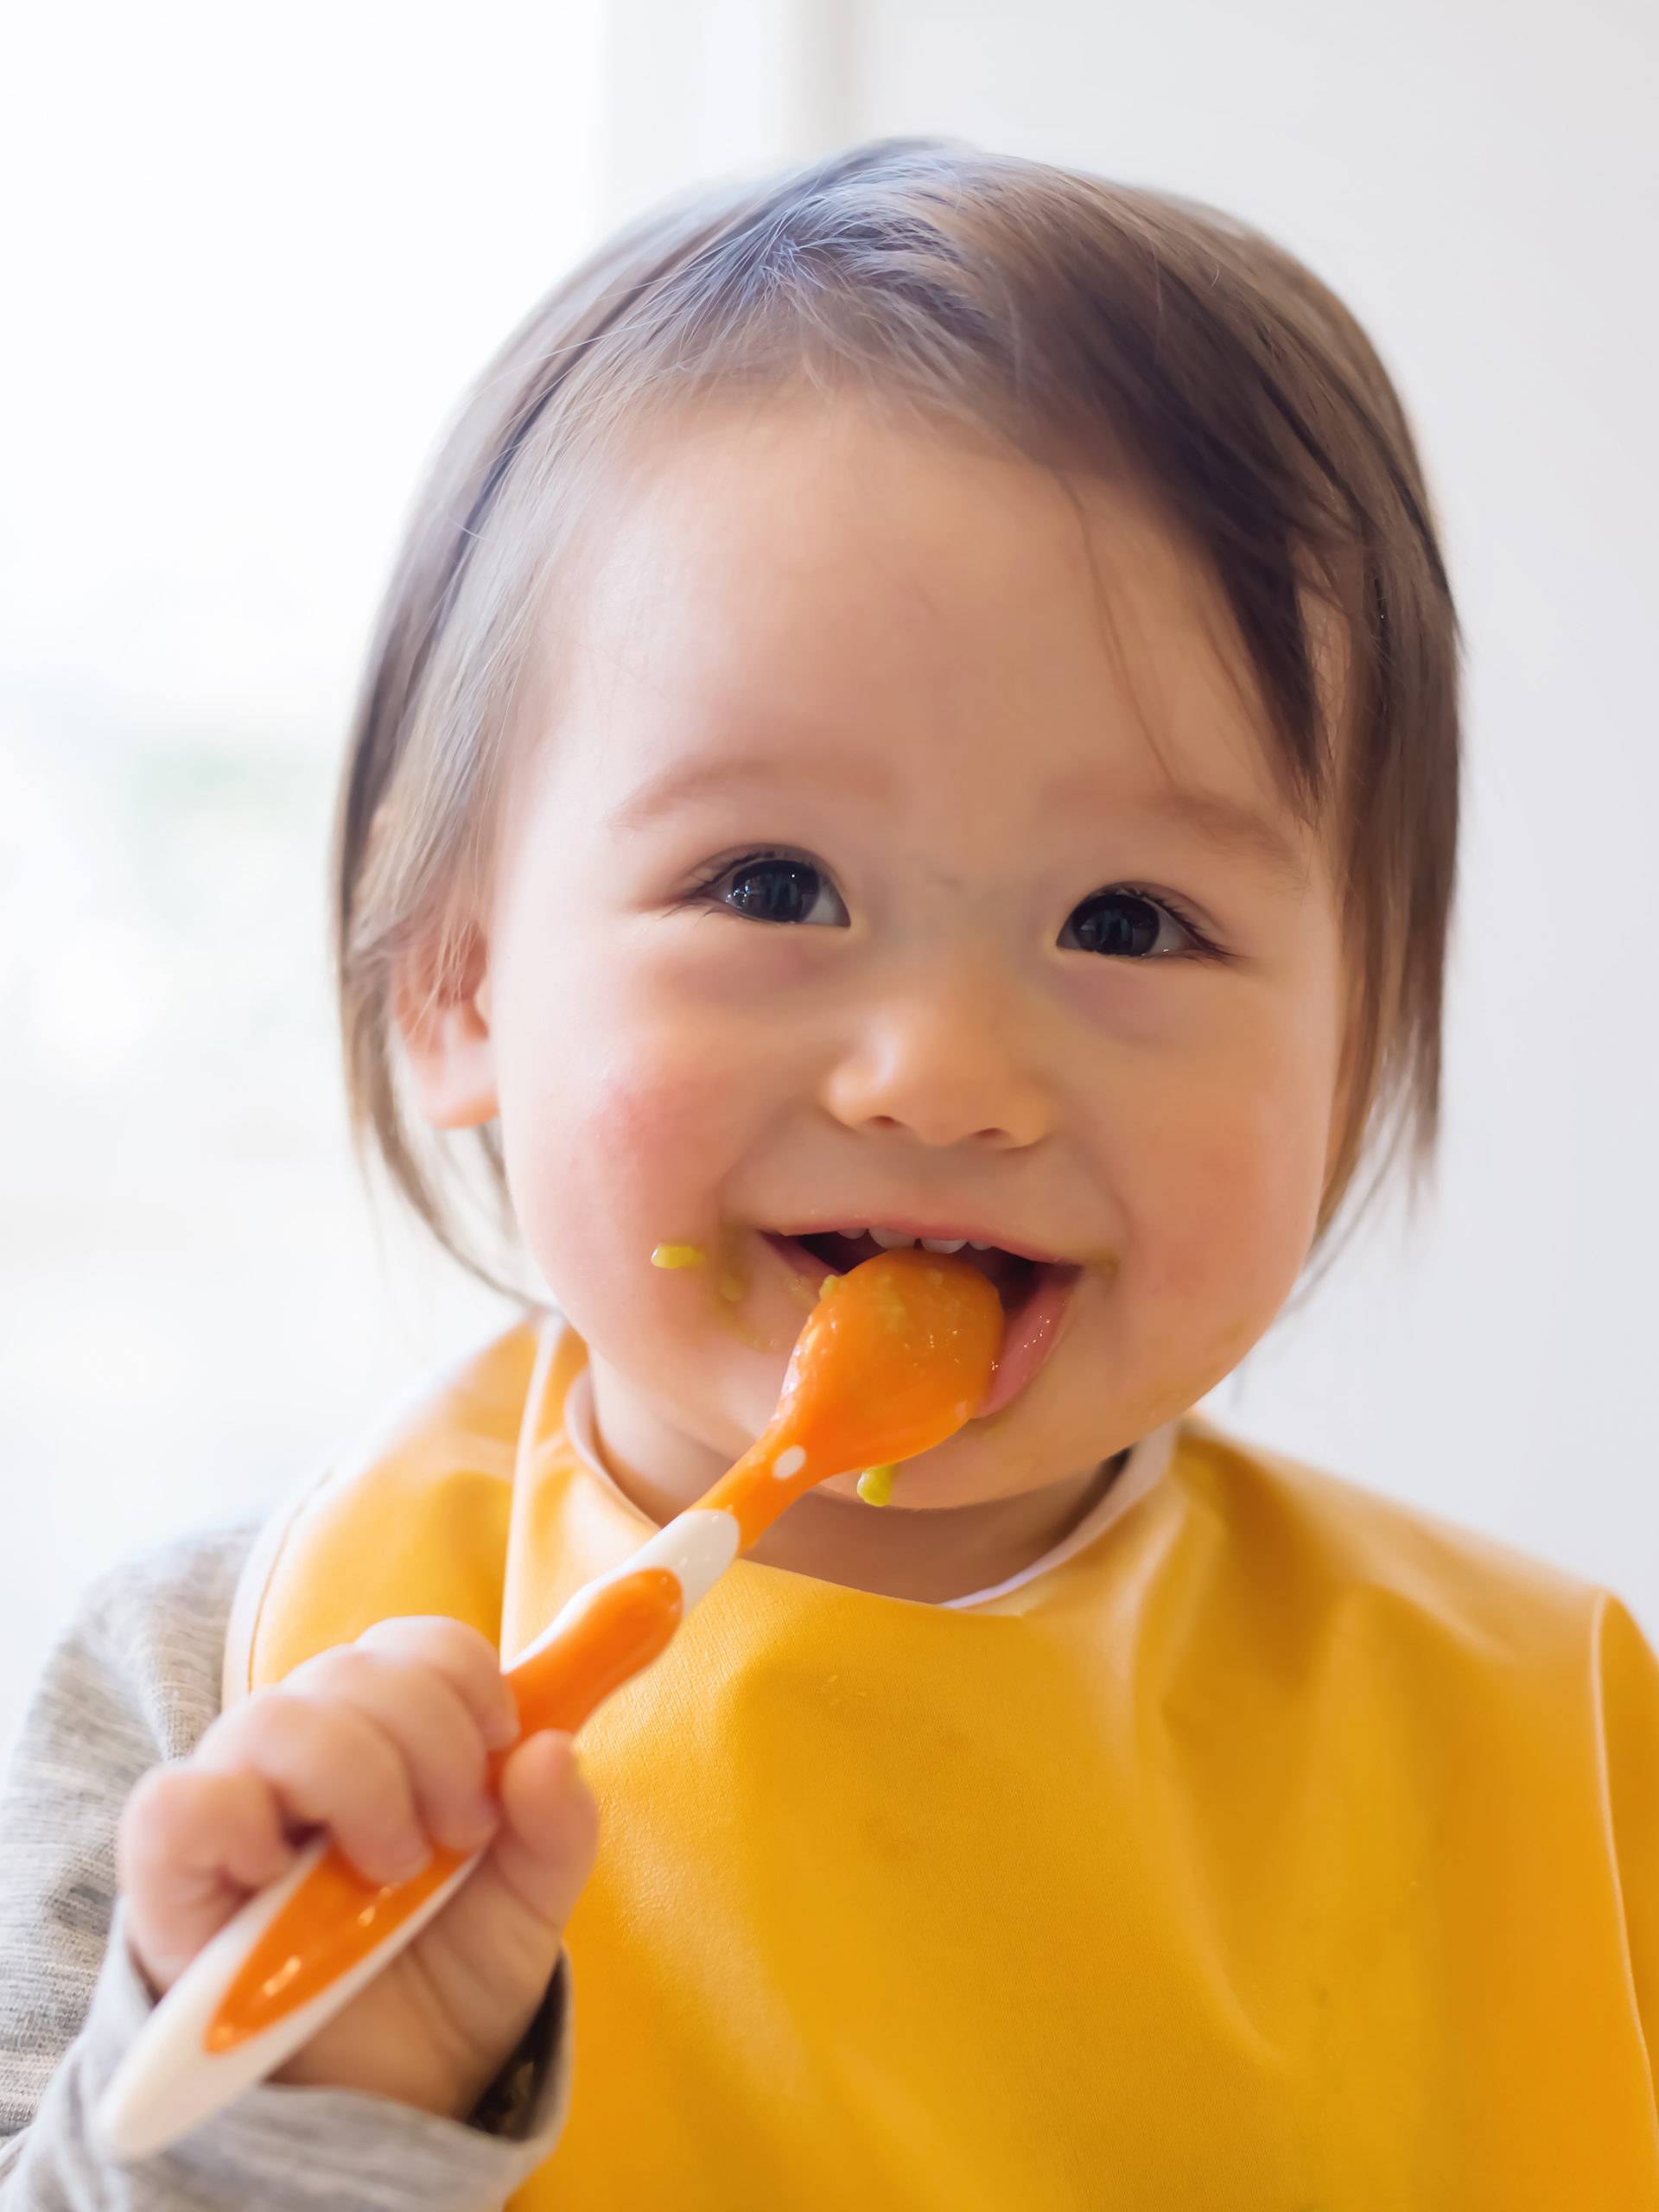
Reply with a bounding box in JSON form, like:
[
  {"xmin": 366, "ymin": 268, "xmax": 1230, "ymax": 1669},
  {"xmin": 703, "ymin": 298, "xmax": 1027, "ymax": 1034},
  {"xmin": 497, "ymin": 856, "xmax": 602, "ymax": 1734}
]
[{"xmin": 336, "ymin": 139, "xmax": 1458, "ymax": 1280}]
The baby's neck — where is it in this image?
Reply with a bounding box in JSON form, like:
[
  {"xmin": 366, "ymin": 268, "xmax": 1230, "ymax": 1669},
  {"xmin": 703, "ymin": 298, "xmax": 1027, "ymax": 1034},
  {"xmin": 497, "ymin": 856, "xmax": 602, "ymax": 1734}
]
[
  {"xmin": 585, "ymin": 1356, "xmax": 1120, "ymax": 1603},
  {"xmin": 741, "ymin": 1462, "xmax": 1123, "ymax": 1603}
]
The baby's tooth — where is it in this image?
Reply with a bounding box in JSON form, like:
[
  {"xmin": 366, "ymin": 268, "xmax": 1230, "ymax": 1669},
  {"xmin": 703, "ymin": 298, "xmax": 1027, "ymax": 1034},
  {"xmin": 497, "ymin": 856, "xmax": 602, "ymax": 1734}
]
[
  {"xmin": 920, "ymin": 1237, "xmax": 967, "ymax": 1253},
  {"xmin": 968, "ymin": 1240, "xmax": 994, "ymax": 1250},
  {"xmin": 868, "ymin": 1227, "xmax": 917, "ymax": 1249}
]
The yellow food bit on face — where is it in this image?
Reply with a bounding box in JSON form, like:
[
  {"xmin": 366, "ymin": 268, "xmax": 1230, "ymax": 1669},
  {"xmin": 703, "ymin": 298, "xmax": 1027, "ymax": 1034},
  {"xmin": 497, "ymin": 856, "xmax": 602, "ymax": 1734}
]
[
  {"xmin": 719, "ymin": 1274, "xmax": 746, "ymax": 1302},
  {"xmin": 820, "ymin": 1274, "xmax": 843, "ymax": 1298},
  {"xmin": 857, "ymin": 1464, "xmax": 897, "ymax": 1508},
  {"xmin": 651, "ymin": 1243, "xmax": 708, "ymax": 1269}
]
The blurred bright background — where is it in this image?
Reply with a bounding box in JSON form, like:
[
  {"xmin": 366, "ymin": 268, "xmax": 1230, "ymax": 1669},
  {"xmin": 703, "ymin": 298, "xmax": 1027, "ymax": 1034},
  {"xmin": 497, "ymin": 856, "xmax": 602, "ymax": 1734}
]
[{"xmin": 3, "ymin": 0, "xmax": 1655, "ymax": 1751}]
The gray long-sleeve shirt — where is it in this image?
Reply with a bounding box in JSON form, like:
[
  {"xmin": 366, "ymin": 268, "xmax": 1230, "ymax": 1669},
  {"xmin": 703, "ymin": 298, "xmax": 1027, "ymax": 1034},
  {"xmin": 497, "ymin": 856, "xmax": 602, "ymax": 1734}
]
[{"xmin": 0, "ymin": 1526, "xmax": 569, "ymax": 2210}]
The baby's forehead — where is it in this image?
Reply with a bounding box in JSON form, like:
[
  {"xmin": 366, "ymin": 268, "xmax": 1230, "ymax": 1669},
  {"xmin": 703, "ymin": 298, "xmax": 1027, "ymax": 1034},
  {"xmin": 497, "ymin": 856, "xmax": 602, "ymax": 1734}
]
[{"xmin": 543, "ymin": 400, "xmax": 1314, "ymax": 844}]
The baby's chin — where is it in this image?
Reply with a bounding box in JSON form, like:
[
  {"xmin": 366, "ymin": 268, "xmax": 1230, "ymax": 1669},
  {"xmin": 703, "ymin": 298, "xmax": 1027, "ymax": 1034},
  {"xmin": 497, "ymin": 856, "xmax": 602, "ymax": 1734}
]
[
  {"xmin": 855, "ymin": 1319, "xmax": 1248, "ymax": 1511},
  {"xmin": 819, "ymin": 1390, "xmax": 1139, "ymax": 1514}
]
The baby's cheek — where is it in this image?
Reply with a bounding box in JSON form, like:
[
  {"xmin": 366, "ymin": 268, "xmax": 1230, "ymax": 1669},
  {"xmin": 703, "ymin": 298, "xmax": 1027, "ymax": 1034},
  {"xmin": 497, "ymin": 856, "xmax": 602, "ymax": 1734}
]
[
  {"xmin": 1129, "ymin": 1082, "xmax": 1325, "ymax": 1313},
  {"xmin": 579, "ymin": 1064, "xmax": 717, "ymax": 1186},
  {"xmin": 512, "ymin": 1043, "xmax": 760, "ymax": 1317},
  {"xmin": 514, "ymin": 1083, "xmax": 686, "ymax": 1288}
]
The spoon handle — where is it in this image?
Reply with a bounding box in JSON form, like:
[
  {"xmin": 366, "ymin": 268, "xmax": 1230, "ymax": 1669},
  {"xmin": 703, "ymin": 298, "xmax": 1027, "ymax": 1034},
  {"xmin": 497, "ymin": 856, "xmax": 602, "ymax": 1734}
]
[{"xmin": 95, "ymin": 1506, "xmax": 747, "ymax": 2159}]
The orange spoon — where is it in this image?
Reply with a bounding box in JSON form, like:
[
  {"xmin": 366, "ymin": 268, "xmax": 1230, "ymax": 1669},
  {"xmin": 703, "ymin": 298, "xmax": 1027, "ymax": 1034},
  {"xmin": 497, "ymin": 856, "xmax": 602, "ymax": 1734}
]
[{"xmin": 99, "ymin": 1249, "xmax": 1001, "ymax": 2158}]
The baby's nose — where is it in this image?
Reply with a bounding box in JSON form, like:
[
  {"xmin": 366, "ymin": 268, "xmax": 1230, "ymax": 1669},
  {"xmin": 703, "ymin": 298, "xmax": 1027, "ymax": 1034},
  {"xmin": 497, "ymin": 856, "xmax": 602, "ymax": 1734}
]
[{"xmin": 821, "ymin": 967, "xmax": 1053, "ymax": 1151}]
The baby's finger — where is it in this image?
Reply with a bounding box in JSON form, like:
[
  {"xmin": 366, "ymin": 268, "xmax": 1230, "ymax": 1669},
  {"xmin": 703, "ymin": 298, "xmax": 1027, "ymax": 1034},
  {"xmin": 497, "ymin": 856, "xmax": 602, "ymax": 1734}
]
[
  {"xmin": 119, "ymin": 1766, "xmax": 296, "ymax": 1992},
  {"xmin": 194, "ymin": 1694, "xmax": 427, "ymax": 1885},
  {"xmin": 278, "ymin": 1644, "xmax": 499, "ymax": 1854},
  {"xmin": 487, "ymin": 1733, "xmax": 599, "ymax": 1938},
  {"xmin": 121, "ymin": 1764, "xmax": 296, "ymax": 1904},
  {"xmin": 353, "ymin": 1617, "xmax": 520, "ymax": 1751}
]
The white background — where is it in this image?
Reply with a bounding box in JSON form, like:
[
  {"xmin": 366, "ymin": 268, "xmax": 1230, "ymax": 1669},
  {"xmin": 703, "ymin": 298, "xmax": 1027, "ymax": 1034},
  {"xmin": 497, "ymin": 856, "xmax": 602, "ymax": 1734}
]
[{"xmin": 3, "ymin": 0, "xmax": 1655, "ymax": 1753}]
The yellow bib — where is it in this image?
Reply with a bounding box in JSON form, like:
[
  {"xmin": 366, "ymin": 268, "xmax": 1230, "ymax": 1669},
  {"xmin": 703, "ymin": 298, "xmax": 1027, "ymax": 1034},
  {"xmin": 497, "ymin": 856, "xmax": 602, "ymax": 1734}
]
[{"xmin": 226, "ymin": 1317, "xmax": 1659, "ymax": 2209}]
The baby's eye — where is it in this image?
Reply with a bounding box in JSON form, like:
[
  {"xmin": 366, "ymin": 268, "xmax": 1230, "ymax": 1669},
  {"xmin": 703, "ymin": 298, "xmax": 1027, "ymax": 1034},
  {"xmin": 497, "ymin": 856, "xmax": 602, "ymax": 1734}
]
[
  {"xmin": 1058, "ymin": 888, "xmax": 1197, "ymax": 958},
  {"xmin": 705, "ymin": 852, "xmax": 849, "ymax": 928}
]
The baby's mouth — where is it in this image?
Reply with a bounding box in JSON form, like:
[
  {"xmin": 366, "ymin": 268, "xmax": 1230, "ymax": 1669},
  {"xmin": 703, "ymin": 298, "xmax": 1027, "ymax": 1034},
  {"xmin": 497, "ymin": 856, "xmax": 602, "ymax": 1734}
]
[{"xmin": 762, "ymin": 1227, "xmax": 1081, "ymax": 1418}]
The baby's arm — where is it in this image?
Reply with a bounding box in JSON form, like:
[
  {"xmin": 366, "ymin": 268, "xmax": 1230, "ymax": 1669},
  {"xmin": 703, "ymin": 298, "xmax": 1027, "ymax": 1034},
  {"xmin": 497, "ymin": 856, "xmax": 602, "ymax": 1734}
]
[{"xmin": 0, "ymin": 1529, "xmax": 594, "ymax": 2209}]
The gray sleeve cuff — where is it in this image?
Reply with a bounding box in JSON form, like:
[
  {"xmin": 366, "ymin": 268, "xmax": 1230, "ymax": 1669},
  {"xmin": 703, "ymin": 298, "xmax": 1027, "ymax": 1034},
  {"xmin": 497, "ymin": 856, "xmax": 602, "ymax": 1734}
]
[{"xmin": 2, "ymin": 1910, "xmax": 571, "ymax": 2211}]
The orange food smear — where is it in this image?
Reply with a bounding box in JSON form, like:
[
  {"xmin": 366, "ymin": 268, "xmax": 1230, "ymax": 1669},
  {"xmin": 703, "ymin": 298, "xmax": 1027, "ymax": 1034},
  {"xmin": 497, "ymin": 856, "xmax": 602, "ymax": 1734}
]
[{"xmin": 205, "ymin": 1571, "xmax": 683, "ymax": 2054}]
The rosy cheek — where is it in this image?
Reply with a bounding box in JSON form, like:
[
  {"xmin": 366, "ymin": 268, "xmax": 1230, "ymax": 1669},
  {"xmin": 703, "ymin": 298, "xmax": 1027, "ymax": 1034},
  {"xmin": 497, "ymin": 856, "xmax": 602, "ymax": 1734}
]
[
  {"xmin": 580, "ymin": 1066, "xmax": 708, "ymax": 1171},
  {"xmin": 565, "ymin": 1046, "xmax": 766, "ymax": 1241},
  {"xmin": 1127, "ymin": 1094, "xmax": 1323, "ymax": 1307}
]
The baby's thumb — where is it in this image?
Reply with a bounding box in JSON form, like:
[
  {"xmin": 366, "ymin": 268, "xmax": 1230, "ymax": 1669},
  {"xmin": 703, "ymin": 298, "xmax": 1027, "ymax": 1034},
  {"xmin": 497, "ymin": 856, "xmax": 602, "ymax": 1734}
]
[{"xmin": 488, "ymin": 1732, "xmax": 598, "ymax": 1935}]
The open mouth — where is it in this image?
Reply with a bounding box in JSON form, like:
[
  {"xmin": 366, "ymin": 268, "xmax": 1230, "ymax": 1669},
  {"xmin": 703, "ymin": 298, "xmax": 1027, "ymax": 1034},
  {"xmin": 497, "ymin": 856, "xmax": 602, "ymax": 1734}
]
[{"xmin": 762, "ymin": 1227, "xmax": 1080, "ymax": 1418}]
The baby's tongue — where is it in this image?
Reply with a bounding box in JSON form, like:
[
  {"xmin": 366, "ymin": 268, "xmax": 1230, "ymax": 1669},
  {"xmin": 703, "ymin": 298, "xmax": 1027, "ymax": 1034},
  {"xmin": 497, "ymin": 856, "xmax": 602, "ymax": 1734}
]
[{"xmin": 976, "ymin": 1262, "xmax": 1077, "ymax": 1417}]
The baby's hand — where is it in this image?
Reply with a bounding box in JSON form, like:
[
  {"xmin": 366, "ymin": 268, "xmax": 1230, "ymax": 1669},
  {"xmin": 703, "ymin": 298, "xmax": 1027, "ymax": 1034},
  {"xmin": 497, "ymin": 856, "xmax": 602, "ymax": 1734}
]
[{"xmin": 118, "ymin": 1617, "xmax": 598, "ymax": 2121}]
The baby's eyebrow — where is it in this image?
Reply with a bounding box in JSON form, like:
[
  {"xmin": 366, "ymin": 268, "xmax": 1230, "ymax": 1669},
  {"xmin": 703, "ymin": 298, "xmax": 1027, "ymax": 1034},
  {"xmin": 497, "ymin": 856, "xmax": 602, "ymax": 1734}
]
[
  {"xmin": 608, "ymin": 751, "xmax": 892, "ymax": 830},
  {"xmin": 1143, "ymin": 788, "xmax": 1313, "ymax": 886},
  {"xmin": 1054, "ymin": 778, "xmax": 1313, "ymax": 887},
  {"xmin": 611, "ymin": 753, "xmax": 1312, "ymax": 887}
]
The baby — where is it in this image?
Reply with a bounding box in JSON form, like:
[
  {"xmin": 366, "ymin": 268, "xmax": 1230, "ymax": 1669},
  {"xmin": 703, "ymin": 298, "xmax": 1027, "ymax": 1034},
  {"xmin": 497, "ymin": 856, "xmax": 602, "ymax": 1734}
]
[{"xmin": 4, "ymin": 143, "xmax": 1656, "ymax": 2210}]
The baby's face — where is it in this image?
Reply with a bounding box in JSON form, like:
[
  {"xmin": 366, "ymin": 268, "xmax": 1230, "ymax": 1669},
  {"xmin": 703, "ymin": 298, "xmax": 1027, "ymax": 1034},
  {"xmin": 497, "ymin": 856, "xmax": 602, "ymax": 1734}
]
[{"xmin": 412, "ymin": 402, "xmax": 1351, "ymax": 1510}]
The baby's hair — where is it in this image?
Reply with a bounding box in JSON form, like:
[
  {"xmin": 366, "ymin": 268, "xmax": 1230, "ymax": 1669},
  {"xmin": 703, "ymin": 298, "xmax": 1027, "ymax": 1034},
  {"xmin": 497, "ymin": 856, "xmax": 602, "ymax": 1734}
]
[{"xmin": 337, "ymin": 138, "xmax": 1458, "ymax": 1284}]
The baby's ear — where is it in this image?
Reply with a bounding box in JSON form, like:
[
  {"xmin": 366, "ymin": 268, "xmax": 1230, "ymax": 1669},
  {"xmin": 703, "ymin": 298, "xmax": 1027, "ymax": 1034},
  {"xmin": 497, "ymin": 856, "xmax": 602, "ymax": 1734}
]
[{"xmin": 394, "ymin": 923, "xmax": 499, "ymax": 1130}]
